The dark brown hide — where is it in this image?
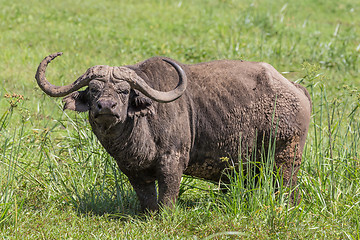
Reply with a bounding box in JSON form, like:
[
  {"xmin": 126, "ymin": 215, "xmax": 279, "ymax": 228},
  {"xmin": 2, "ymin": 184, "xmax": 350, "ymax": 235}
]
[{"xmin": 36, "ymin": 55, "xmax": 311, "ymax": 212}]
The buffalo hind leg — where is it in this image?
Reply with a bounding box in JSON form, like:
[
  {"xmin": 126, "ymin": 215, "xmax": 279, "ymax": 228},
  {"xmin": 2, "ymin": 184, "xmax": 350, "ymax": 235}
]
[{"xmin": 274, "ymin": 135, "xmax": 303, "ymax": 205}]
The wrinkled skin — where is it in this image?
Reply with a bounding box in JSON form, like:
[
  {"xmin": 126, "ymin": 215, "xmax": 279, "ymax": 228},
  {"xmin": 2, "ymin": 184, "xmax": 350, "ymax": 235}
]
[{"xmin": 37, "ymin": 55, "xmax": 312, "ymax": 212}]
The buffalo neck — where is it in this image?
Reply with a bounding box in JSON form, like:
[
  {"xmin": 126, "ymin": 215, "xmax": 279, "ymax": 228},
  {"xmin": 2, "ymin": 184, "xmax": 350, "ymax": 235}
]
[{"xmin": 89, "ymin": 115, "xmax": 157, "ymax": 171}]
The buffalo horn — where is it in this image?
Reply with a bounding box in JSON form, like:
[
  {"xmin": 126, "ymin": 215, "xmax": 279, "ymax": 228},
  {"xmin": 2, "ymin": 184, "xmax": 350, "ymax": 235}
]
[
  {"xmin": 115, "ymin": 59, "xmax": 187, "ymax": 103},
  {"xmin": 35, "ymin": 52, "xmax": 103, "ymax": 97}
]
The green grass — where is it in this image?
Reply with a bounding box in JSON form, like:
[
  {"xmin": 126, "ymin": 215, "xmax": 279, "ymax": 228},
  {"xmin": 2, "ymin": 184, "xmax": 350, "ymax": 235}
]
[{"xmin": 1, "ymin": 0, "xmax": 359, "ymax": 238}]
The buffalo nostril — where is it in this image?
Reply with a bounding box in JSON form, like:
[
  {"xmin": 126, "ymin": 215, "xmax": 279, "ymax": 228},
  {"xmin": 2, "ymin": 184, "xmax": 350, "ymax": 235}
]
[{"xmin": 97, "ymin": 99, "xmax": 117, "ymax": 111}]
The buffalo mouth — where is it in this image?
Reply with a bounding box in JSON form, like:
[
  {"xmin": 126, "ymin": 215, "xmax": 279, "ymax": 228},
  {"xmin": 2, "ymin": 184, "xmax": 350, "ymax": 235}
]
[
  {"xmin": 94, "ymin": 112, "xmax": 120, "ymax": 120},
  {"xmin": 93, "ymin": 112, "xmax": 122, "ymax": 132}
]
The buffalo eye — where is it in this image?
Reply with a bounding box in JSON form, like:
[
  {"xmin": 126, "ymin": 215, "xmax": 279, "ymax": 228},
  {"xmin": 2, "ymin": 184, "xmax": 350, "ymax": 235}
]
[
  {"xmin": 117, "ymin": 89, "xmax": 129, "ymax": 95},
  {"xmin": 90, "ymin": 87, "xmax": 100, "ymax": 94}
]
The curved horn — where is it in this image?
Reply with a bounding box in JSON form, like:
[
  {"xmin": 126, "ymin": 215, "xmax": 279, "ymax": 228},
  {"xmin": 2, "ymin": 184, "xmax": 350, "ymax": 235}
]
[
  {"xmin": 114, "ymin": 59, "xmax": 187, "ymax": 103},
  {"xmin": 35, "ymin": 52, "xmax": 105, "ymax": 97}
]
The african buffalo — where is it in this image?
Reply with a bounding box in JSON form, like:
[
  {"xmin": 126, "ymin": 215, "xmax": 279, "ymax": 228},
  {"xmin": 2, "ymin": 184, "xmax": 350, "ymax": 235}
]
[{"xmin": 35, "ymin": 52, "xmax": 311, "ymax": 211}]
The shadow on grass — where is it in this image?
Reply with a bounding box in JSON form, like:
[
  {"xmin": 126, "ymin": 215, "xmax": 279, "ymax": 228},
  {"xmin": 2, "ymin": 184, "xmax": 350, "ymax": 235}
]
[
  {"xmin": 68, "ymin": 187, "xmax": 141, "ymax": 220},
  {"xmin": 68, "ymin": 176, "xmax": 218, "ymax": 220}
]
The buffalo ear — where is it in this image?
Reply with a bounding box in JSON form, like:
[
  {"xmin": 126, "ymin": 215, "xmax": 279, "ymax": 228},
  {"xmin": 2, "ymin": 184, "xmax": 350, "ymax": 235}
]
[
  {"xmin": 128, "ymin": 90, "xmax": 154, "ymax": 118},
  {"xmin": 62, "ymin": 89, "xmax": 90, "ymax": 112}
]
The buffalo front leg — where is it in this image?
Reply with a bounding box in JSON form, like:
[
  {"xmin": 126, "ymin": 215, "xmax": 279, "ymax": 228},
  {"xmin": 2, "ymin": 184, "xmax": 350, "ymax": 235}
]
[
  {"xmin": 157, "ymin": 153, "xmax": 185, "ymax": 209},
  {"xmin": 128, "ymin": 178, "xmax": 158, "ymax": 212}
]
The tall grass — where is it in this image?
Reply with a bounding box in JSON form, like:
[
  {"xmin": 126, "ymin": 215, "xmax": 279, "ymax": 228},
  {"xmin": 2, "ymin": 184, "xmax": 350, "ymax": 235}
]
[
  {"xmin": 42, "ymin": 110, "xmax": 139, "ymax": 217},
  {"xmin": 299, "ymin": 64, "xmax": 360, "ymax": 238},
  {"xmin": 0, "ymin": 94, "xmax": 26, "ymax": 227}
]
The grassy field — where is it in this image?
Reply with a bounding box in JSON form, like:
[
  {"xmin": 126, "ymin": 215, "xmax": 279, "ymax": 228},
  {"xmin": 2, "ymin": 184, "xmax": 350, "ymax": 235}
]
[{"xmin": 1, "ymin": 0, "xmax": 359, "ymax": 238}]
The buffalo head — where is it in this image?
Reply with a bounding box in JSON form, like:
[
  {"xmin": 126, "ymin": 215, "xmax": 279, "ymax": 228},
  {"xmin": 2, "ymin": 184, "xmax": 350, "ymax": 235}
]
[{"xmin": 35, "ymin": 52, "xmax": 187, "ymax": 131}]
